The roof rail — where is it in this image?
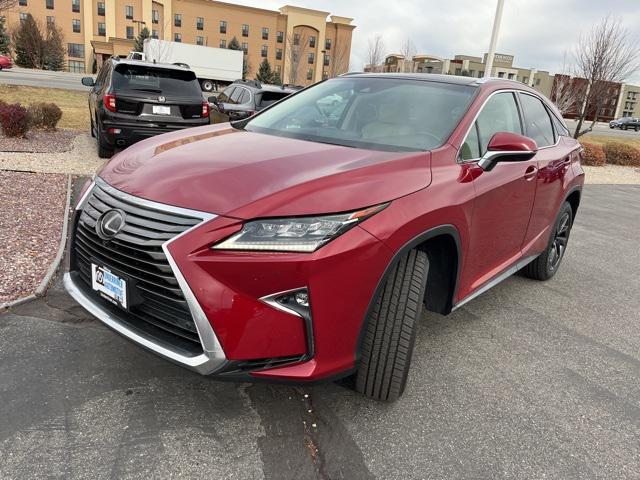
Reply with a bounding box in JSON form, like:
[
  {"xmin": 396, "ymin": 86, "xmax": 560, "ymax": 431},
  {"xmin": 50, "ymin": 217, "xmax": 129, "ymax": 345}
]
[
  {"xmin": 282, "ymin": 83, "xmax": 303, "ymax": 90},
  {"xmin": 234, "ymin": 79, "xmax": 261, "ymax": 88},
  {"xmin": 172, "ymin": 62, "xmax": 190, "ymax": 69},
  {"xmin": 339, "ymin": 71, "xmax": 363, "ymax": 76}
]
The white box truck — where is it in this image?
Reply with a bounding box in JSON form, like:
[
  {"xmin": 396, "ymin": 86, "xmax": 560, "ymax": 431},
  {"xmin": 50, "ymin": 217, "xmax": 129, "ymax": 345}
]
[{"xmin": 131, "ymin": 39, "xmax": 243, "ymax": 92}]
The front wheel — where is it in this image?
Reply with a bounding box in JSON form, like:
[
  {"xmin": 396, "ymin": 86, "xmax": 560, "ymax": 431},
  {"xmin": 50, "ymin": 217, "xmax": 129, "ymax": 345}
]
[
  {"xmin": 521, "ymin": 202, "xmax": 573, "ymax": 281},
  {"xmin": 355, "ymin": 249, "xmax": 428, "ymax": 401},
  {"xmin": 201, "ymin": 79, "xmax": 214, "ymax": 92}
]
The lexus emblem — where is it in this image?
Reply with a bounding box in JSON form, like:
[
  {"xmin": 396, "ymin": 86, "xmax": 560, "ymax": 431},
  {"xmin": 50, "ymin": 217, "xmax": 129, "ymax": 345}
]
[
  {"xmin": 158, "ymin": 96, "xmax": 166, "ymax": 103},
  {"xmin": 96, "ymin": 209, "xmax": 126, "ymax": 240}
]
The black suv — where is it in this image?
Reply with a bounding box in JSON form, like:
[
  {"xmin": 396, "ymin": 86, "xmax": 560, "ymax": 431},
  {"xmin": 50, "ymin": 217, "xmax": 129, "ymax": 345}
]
[
  {"xmin": 209, "ymin": 79, "xmax": 300, "ymax": 123},
  {"xmin": 609, "ymin": 116, "xmax": 640, "ymax": 131},
  {"xmin": 82, "ymin": 58, "xmax": 210, "ymax": 158}
]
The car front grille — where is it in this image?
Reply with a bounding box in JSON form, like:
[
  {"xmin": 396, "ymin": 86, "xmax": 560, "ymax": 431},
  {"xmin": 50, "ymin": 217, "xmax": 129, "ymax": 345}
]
[{"xmin": 70, "ymin": 182, "xmax": 205, "ymax": 354}]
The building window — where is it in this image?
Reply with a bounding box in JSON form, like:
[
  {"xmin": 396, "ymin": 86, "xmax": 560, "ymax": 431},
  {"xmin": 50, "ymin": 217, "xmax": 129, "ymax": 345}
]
[
  {"xmin": 72, "ymin": 18, "xmax": 80, "ymax": 33},
  {"xmin": 68, "ymin": 60, "xmax": 85, "ymax": 73},
  {"xmin": 309, "ymin": 36, "xmax": 316, "ymax": 48},
  {"xmin": 307, "ymin": 52, "xmax": 314, "ymax": 64},
  {"xmin": 125, "ymin": 5, "xmax": 133, "ymax": 19},
  {"xmin": 196, "ymin": 36, "xmax": 204, "ymax": 46},
  {"xmin": 497, "ymin": 71, "xmax": 505, "ymax": 78},
  {"xmin": 522, "ymin": 76, "xmax": 529, "ymax": 84},
  {"xmin": 174, "ymin": 32, "xmax": 181, "ymax": 42},
  {"xmin": 293, "ymin": 33, "xmax": 300, "ymax": 46},
  {"xmin": 262, "ymin": 27, "xmax": 268, "ymax": 40},
  {"xmin": 219, "ymin": 20, "xmax": 226, "ymax": 34},
  {"xmin": 325, "ymin": 38, "xmax": 331, "ymax": 50},
  {"xmin": 241, "ymin": 42, "xmax": 248, "ymax": 53},
  {"xmin": 261, "ymin": 45, "xmax": 268, "ymax": 57},
  {"xmin": 219, "ymin": 39, "xmax": 226, "ymax": 48},
  {"xmin": 19, "ymin": 12, "xmax": 28, "ymax": 22},
  {"xmin": 478, "ymin": 71, "xmax": 484, "ymax": 77},
  {"xmin": 174, "ymin": 14, "xmax": 181, "ymax": 27},
  {"xmin": 18, "ymin": 0, "xmax": 27, "ymax": 5},
  {"xmin": 324, "ymin": 54, "xmax": 330, "ymax": 67},
  {"xmin": 152, "ymin": 29, "xmax": 158, "ymax": 39},
  {"xmin": 242, "ymin": 24, "xmax": 249, "ymax": 37},
  {"xmin": 67, "ymin": 42, "xmax": 84, "ymax": 58},
  {"xmin": 275, "ymin": 48, "xmax": 282, "ymax": 60},
  {"xmin": 196, "ymin": 17, "xmax": 203, "ymax": 30},
  {"xmin": 71, "ymin": 0, "xmax": 79, "ymax": 13},
  {"xmin": 46, "ymin": 16, "xmax": 55, "ymax": 27},
  {"xmin": 97, "ymin": 2, "xmax": 104, "ymax": 16},
  {"xmin": 126, "ymin": 26, "xmax": 134, "ymax": 39},
  {"xmin": 508, "ymin": 73, "xmax": 515, "ymax": 80},
  {"xmin": 469, "ymin": 70, "xmax": 475, "ymax": 77},
  {"xmin": 46, "ymin": 0, "xmax": 53, "ymax": 9},
  {"xmin": 277, "ymin": 31, "xmax": 283, "ymax": 43},
  {"xmin": 323, "ymin": 70, "xmax": 328, "ymax": 80},
  {"xmin": 307, "ymin": 68, "xmax": 313, "ymax": 80},
  {"xmin": 455, "ymin": 68, "xmax": 462, "ymax": 75},
  {"xmin": 97, "ymin": 22, "xmax": 105, "ymax": 36},
  {"xmin": 152, "ymin": 9, "xmax": 159, "ymax": 24}
]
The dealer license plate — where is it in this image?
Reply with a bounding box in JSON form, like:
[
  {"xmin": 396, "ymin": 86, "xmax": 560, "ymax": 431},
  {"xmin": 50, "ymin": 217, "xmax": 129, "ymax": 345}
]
[{"xmin": 91, "ymin": 264, "xmax": 127, "ymax": 309}]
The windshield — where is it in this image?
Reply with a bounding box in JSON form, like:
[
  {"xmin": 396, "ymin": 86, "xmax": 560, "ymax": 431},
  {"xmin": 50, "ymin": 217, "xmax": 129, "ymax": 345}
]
[
  {"xmin": 244, "ymin": 77, "xmax": 477, "ymax": 152},
  {"xmin": 112, "ymin": 64, "xmax": 202, "ymax": 97}
]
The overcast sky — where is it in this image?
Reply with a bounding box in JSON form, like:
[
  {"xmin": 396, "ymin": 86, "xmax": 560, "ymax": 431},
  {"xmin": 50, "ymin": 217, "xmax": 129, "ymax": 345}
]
[{"xmin": 231, "ymin": 0, "xmax": 640, "ymax": 84}]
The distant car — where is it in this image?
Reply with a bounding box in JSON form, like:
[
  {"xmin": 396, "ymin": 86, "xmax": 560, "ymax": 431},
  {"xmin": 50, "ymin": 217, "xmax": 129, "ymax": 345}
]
[
  {"xmin": 209, "ymin": 79, "xmax": 299, "ymax": 123},
  {"xmin": 609, "ymin": 117, "xmax": 639, "ymax": 131},
  {"xmin": 81, "ymin": 57, "xmax": 210, "ymax": 158},
  {"xmin": 0, "ymin": 55, "xmax": 12, "ymax": 70}
]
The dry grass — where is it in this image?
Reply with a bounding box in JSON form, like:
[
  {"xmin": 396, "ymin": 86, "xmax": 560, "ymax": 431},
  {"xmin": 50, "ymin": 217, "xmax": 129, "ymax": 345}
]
[
  {"xmin": 581, "ymin": 134, "xmax": 640, "ymax": 149},
  {"xmin": 0, "ymin": 84, "xmax": 89, "ymax": 130}
]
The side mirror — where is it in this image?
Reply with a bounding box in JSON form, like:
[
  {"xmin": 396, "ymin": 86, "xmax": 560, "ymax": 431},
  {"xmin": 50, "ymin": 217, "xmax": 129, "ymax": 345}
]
[
  {"xmin": 81, "ymin": 77, "xmax": 95, "ymax": 87},
  {"xmin": 208, "ymin": 96, "xmax": 218, "ymax": 105},
  {"xmin": 478, "ymin": 132, "xmax": 538, "ymax": 172}
]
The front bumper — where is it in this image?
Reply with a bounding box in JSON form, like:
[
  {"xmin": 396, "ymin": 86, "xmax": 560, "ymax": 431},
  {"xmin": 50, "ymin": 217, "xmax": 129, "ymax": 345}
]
[{"xmin": 65, "ymin": 178, "xmax": 392, "ymax": 382}]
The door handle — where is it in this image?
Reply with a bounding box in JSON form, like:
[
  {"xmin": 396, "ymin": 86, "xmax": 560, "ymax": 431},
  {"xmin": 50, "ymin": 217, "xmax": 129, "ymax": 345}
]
[
  {"xmin": 563, "ymin": 156, "xmax": 571, "ymax": 165},
  {"xmin": 524, "ymin": 165, "xmax": 538, "ymax": 180}
]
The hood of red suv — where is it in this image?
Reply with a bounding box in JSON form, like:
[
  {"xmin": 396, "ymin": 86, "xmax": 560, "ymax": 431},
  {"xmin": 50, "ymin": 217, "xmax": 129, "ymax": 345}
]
[{"xmin": 99, "ymin": 124, "xmax": 431, "ymax": 218}]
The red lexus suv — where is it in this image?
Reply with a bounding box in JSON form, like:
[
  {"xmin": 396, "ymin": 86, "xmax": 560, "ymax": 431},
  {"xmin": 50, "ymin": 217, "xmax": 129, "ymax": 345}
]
[{"xmin": 65, "ymin": 74, "xmax": 584, "ymax": 401}]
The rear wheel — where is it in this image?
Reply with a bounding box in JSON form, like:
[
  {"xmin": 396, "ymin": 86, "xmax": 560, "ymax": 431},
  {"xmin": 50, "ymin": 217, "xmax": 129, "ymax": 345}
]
[
  {"xmin": 521, "ymin": 202, "xmax": 573, "ymax": 281},
  {"xmin": 201, "ymin": 79, "xmax": 214, "ymax": 92},
  {"xmin": 355, "ymin": 249, "xmax": 428, "ymax": 401}
]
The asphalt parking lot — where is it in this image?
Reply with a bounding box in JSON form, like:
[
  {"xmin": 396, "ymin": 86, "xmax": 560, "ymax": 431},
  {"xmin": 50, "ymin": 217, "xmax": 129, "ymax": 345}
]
[{"xmin": 1, "ymin": 185, "xmax": 639, "ymax": 479}]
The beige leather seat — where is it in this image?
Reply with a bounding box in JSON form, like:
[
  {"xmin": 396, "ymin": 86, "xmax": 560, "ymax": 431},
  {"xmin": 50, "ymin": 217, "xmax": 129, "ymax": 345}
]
[{"xmin": 362, "ymin": 102, "xmax": 414, "ymax": 140}]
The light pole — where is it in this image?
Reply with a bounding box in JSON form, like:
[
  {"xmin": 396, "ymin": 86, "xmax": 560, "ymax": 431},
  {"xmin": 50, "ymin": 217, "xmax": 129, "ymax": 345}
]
[{"xmin": 484, "ymin": 0, "xmax": 505, "ymax": 78}]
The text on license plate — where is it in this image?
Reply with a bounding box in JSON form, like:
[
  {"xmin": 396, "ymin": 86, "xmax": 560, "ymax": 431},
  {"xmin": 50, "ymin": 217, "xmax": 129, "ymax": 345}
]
[
  {"xmin": 153, "ymin": 105, "xmax": 171, "ymax": 115},
  {"xmin": 92, "ymin": 264, "xmax": 127, "ymax": 308}
]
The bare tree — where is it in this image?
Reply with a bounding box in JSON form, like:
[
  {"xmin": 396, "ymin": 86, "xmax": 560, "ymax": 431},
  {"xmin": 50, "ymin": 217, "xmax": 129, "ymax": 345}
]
[
  {"xmin": 571, "ymin": 17, "xmax": 639, "ymax": 138},
  {"xmin": 0, "ymin": 0, "xmax": 17, "ymax": 13},
  {"xmin": 550, "ymin": 53, "xmax": 584, "ymax": 115},
  {"xmin": 328, "ymin": 40, "xmax": 349, "ymax": 77},
  {"xmin": 285, "ymin": 30, "xmax": 308, "ymax": 85},
  {"xmin": 365, "ymin": 35, "xmax": 385, "ymax": 71},
  {"xmin": 400, "ymin": 38, "xmax": 416, "ymax": 73}
]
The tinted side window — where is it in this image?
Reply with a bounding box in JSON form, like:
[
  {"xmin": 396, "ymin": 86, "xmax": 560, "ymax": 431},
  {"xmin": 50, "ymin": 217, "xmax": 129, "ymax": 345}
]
[
  {"xmin": 230, "ymin": 87, "xmax": 244, "ymax": 104},
  {"xmin": 476, "ymin": 92, "xmax": 522, "ymax": 153},
  {"xmin": 551, "ymin": 113, "xmax": 570, "ymax": 137},
  {"xmin": 519, "ymin": 93, "xmax": 555, "ymax": 147},
  {"xmin": 218, "ymin": 87, "xmax": 235, "ymax": 103},
  {"xmin": 239, "ymin": 89, "xmax": 250, "ymax": 104}
]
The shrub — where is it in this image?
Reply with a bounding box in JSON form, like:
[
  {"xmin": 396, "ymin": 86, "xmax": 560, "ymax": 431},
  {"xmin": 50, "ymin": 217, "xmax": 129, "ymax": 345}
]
[
  {"xmin": 580, "ymin": 142, "xmax": 606, "ymax": 166},
  {"xmin": 0, "ymin": 103, "xmax": 30, "ymax": 138},
  {"xmin": 603, "ymin": 142, "xmax": 640, "ymax": 167},
  {"xmin": 28, "ymin": 102, "xmax": 63, "ymax": 130}
]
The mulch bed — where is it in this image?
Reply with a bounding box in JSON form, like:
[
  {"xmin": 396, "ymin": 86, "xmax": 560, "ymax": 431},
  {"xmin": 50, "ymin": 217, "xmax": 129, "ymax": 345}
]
[
  {"xmin": 0, "ymin": 129, "xmax": 79, "ymax": 153},
  {"xmin": 0, "ymin": 171, "xmax": 68, "ymax": 304}
]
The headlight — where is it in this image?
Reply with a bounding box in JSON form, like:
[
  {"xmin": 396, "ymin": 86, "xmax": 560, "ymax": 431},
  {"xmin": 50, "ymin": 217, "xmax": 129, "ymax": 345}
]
[{"xmin": 213, "ymin": 204, "xmax": 388, "ymax": 252}]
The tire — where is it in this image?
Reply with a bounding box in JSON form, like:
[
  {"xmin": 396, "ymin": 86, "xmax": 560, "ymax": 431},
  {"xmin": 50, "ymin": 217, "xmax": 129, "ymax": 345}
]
[
  {"xmin": 201, "ymin": 80, "xmax": 214, "ymax": 92},
  {"xmin": 355, "ymin": 249, "xmax": 428, "ymax": 401},
  {"xmin": 90, "ymin": 117, "xmax": 96, "ymax": 138},
  {"xmin": 521, "ymin": 202, "xmax": 573, "ymax": 281},
  {"xmin": 96, "ymin": 131, "xmax": 113, "ymax": 159}
]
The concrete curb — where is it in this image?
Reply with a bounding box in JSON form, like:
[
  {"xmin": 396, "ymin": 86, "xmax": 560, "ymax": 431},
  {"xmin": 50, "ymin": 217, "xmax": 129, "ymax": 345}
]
[{"xmin": 0, "ymin": 174, "xmax": 73, "ymax": 312}]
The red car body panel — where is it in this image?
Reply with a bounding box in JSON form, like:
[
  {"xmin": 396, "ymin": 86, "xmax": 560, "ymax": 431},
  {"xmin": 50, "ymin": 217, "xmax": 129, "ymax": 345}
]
[
  {"xmin": 70, "ymin": 76, "xmax": 585, "ymax": 382},
  {"xmin": 0, "ymin": 55, "xmax": 12, "ymax": 69}
]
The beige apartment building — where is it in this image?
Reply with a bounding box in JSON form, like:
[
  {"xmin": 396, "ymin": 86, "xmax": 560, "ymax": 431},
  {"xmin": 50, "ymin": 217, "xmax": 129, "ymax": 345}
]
[
  {"xmin": 3, "ymin": 0, "xmax": 354, "ymax": 84},
  {"xmin": 375, "ymin": 52, "xmax": 554, "ymax": 98},
  {"xmin": 615, "ymin": 84, "xmax": 640, "ymax": 118}
]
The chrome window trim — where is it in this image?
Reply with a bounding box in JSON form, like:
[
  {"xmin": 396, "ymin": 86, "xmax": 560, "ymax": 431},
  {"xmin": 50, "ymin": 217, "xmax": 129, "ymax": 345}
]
[
  {"xmin": 457, "ymin": 88, "xmax": 561, "ymax": 164},
  {"xmin": 65, "ymin": 177, "xmax": 227, "ymax": 375}
]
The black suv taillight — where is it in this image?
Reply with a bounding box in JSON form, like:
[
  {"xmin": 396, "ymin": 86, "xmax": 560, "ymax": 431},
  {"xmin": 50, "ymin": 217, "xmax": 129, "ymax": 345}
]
[{"xmin": 104, "ymin": 93, "xmax": 117, "ymax": 112}]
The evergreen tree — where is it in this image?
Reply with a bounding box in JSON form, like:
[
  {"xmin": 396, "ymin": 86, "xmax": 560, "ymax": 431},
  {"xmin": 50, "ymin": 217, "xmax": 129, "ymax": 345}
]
[
  {"xmin": 133, "ymin": 26, "xmax": 150, "ymax": 52},
  {"xmin": 43, "ymin": 25, "xmax": 65, "ymax": 71},
  {"xmin": 228, "ymin": 36, "xmax": 248, "ymax": 79},
  {"xmin": 272, "ymin": 71, "xmax": 282, "ymax": 86},
  {"xmin": 0, "ymin": 16, "xmax": 10, "ymax": 56},
  {"xmin": 12, "ymin": 14, "xmax": 44, "ymax": 68},
  {"xmin": 256, "ymin": 58, "xmax": 274, "ymax": 83}
]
